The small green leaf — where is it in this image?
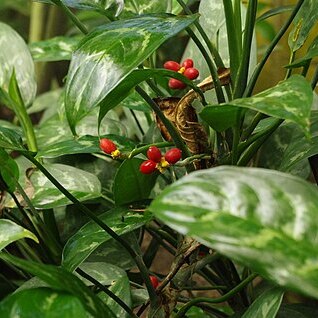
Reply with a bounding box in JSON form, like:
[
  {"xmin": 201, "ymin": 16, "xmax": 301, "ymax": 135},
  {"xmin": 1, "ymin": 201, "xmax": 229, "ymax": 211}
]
[
  {"xmin": 0, "ymin": 287, "xmax": 89, "ymax": 318},
  {"xmin": 0, "ymin": 253, "xmax": 116, "ymax": 318},
  {"xmin": 0, "ymin": 126, "xmax": 24, "ymax": 150},
  {"xmin": 62, "ymin": 207, "xmax": 152, "ymax": 271},
  {"xmin": 113, "ymin": 158, "xmax": 158, "ymax": 206},
  {"xmin": 150, "ymin": 166, "xmax": 318, "ymax": 299},
  {"xmin": 65, "ymin": 14, "xmax": 198, "ymax": 134},
  {"xmin": 0, "ymin": 219, "xmax": 38, "ymax": 251},
  {"xmin": 0, "ymin": 22, "xmax": 36, "ymax": 106},
  {"xmin": 0, "ymin": 148, "xmax": 19, "ymax": 192},
  {"xmin": 286, "ymin": 35, "xmax": 318, "ymax": 68},
  {"xmin": 30, "ymin": 163, "xmax": 101, "ymax": 209},
  {"xmin": 29, "ymin": 36, "xmax": 82, "ymax": 62},
  {"xmin": 288, "ymin": 0, "xmax": 318, "ymax": 52},
  {"xmin": 200, "ymin": 105, "xmax": 239, "ymax": 132},
  {"xmin": 224, "ymin": 75, "xmax": 313, "ymax": 137},
  {"xmin": 241, "ymin": 287, "xmax": 284, "ymax": 318}
]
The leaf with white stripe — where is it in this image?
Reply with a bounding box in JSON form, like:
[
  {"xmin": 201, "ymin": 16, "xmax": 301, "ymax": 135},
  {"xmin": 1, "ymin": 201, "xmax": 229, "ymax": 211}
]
[{"xmin": 150, "ymin": 166, "xmax": 318, "ymax": 299}]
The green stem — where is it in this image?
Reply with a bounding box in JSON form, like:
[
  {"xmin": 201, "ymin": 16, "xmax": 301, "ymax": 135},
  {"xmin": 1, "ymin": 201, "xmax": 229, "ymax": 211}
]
[
  {"xmin": 129, "ymin": 109, "xmax": 145, "ymax": 137},
  {"xmin": 233, "ymin": 0, "xmax": 257, "ymax": 98},
  {"xmin": 135, "ymin": 85, "xmax": 194, "ymax": 172},
  {"xmin": 128, "ymin": 141, "xmax": 173, "ymax": 159},
  {"xmin": 29, "ymin": 2, "xmax": 48, "ymax": 42},
  {"xmin": 186, "ymin": 28, "xmax": 226, "ymax": 103},
  {"xmin": 233, "ymin": 0, "xmax": 242, "ymax": 59},
  {"xmin": 222, "ymin": 0, "xmax": 241, "ymax": 85},
  {"xmin": 76, "ymin": 268, "xmax": 138, "ymax": 318},
  {"xmin": 175, "ymin": 273, "xmax": 257, "ymax": 317},
  {"xmin": 241, "ymin": 112, "xmax": 266, "ymax": 141},
  {"xmin": 22, "ymin": 152, "xmax": 159, "ymax": 309},
  {"xmin": 244, "ymin": 0, "xmax": 305, "ymax": 97},
  {"xmin": 285, "ymin": 51, "xmax": 296, "ymax": 79},
  {"xmin": 53, "ymin": 0, "xmax": 88, "ymax": 34}
]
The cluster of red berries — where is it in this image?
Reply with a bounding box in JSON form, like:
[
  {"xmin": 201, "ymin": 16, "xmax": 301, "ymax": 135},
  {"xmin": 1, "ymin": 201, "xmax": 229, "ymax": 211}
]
[
  {"xmin": 99, "ymin": 138, "xmax": 121, "ymax": 158},
  {"xmin": 149, "ymin": 275, "xmax": 159, "ymax": 289},
  {"xmin": 164, "ymin": 58, "xmax": 199, "ymax": 89},
  {"xmin": 140, "ymin": 146, "xmax": 182, "ymax": 174}
]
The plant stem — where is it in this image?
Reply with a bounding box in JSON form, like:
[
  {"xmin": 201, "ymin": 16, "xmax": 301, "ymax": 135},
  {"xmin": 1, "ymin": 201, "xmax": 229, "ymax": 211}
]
[
  {"xmin": 244, "ymin": 0, "xmax": 305, "ymax": 97},
  {"xmin": 175, "ymin": 273, "xmax": 257, "ymax": 317},
  {"xmin": 128, "ymin": 141, "xmax": 173, "ymax": 159},
  {"xmin": 241, "ymin": 112, "xmax": 266, "ymax": 141},
  {"xmin": 285, "ymin": 51, "xmax": 296, "ymax": 79},
  {"xmin": 76, "ymin": 268, "xmax": 138, "ymax": 318},
  {"xmin": 22, "ymin": 152, "xmax": 159, "ymax": 309}
]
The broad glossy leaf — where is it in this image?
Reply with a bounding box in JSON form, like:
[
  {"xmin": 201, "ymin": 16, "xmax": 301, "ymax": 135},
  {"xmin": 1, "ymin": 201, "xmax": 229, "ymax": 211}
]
[
  {"xmin": 122, "ymin": 0, "xmax": 170, "ymax": 17},
  {"xmin": 65, "ymin": 14, "xmax": 198, "ymax": 133},
  {"xmin": 113, "ymin": 158, "xmax": 158, "ymax": 205},
  {"xmin": 0, "ymin": 148, "xmax": 19, "ymax": 192},
  {"xmin": 241, "ymin": 287, "xmax": 284, "ymax": 318},
  {"xmin": 224, "ymin": 75, "xmax": 313, "ymax": 137},
  {"xmin": 99, "ymin": 275, "xmax": 131, "ymax": 318},
  {"xmin": 30, "ymin": 163, "xmax": 101, "ymax": 209},
  {"xmin": 0, "ymin": 22, "xmax": 36, "ymax": 106},
  {"xmin": 200, "ymin": 105, "xmax": 239, "ymax": 132},
  {"xmin": 62, "ymin": 207, "xmax": 152, "ymax": 271},
  {"xmin": 287, "ymin": 35, "xmax": 318, "ymax": 68},
  {"xmin": 0, "ymin": 124, "xmax": 24, "ymax": 150},
  {"xmin": 0, "ymin": 287, "xmax": 88, "ymax": 318},
  {"xmin": 150, "ymin": 166, "xmax": 318, "ymax": 299},
  {"xmin": 0, "ymin": 253, "xmax": 115, "ymax": 318},
  {"xmin": 288, "ymin": 0, "xmax": 318, "ymax": 52},
  {"xmin": 37, "ymin": 134, "xmax": 135, "ymax": 158},
  {"xmin": 0, "ymin": 219, "xmax": 38, "ymax": 251}
]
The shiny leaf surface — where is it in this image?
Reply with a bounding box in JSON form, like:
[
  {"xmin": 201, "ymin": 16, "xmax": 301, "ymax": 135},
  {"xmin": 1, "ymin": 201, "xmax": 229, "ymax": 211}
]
[{"xmin": 150, "ymin": 166, "xmax": 318, "ymax": 298}]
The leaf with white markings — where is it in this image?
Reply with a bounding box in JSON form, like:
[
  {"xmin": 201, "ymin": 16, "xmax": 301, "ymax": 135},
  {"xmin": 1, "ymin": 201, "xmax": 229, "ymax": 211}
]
[
  {"xmin": 0, "ymin": 22, "xmax": 36, "ymax": 106},
  {"xmin": 65, "ymin": 14, "xmax": 198, "ymax": 134},
  {"xmin": 62, "ymin": 207, "xmax": 152, "ymax": 271},
  {"xmin": 0, "ymin": 219, "xmax": 38, "ymax": 251},
  {"xmin": 150, "ymin": 166, "xmax": 318, "ymax": 299},
  {"xmin": 0, "ymin": 126, "xmax": 24, "ymax": 150},
  {"xmin": 30, "ymin": 163, "xmax": 101, "ymax": 209}
]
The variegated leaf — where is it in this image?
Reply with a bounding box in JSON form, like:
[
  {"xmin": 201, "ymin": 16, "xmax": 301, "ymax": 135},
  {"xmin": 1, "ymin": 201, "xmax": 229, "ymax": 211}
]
[
  {"xmin": 0, "ymin": 219, "xmax": 38, "ymax": 251},
  {"xmin": 0, "ymin": 22, "xmax": 36, "ymax": 106},
  {"xmin": 150, "ymin": 166, "xmax": 318, "ymax": 299},
  {"xmin": 0, "ymin": 126, "xmax": 24, "ymax": 150},
  {"xmin": 65, "ymin": 14, "xmax": 198, "ymax": 134}
]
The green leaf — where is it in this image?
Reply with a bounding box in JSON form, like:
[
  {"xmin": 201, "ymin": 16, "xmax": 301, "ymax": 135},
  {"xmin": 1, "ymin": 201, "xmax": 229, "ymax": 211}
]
[
  {"xmin": 30, "ymin": 163, "xmax": 101, "ymax": 209},
  {"xmin": 121, "ymin": 0, "xmax": 171, "ymax": 17},
  {"xmin": 200, "ymin": 105, "xmax": 239, "ymax": 132},
  {"xmin": 0, "ymin": 126, "xmax": 24, "ymax": 150},
  {"xmin": 224, "ymin": 75, "xmax": 313, "ymax": 137},
  {"xmin": 113, "ymin": 158, "xmax": 158, "ymax": 206},
  {"xmin": 0, "ymin": 287, "xmax": 89, "ymax": 318},
  {"xmin": 0, "ymin": 219, "xmax": 38, "ymax": 251},
  {"xmin": 0, "ymin": 253, "xmax": 116, "ymax": 318},
  {"xmin": 150, "ymin": 166, "xmax": 318, "ymax": 299},
  {"xmin": 288, "ymin": 0, "xmax": 318, "ymax": 52},
  {"xmin": 0, "ymin": 22, "xmax": 36, "ymax": 106},
  {"xmin": 65, "ymin": 14, "xmax": 198, "ymax": 134},
  {"xmin": 37, "ymin": 134, "xmax": 135, "ymax": 158},
  {"xmin": 241, "ymin": 287, "xmax": 284, "ymax": 318},
  {"xmin": 277, "ymin": 303, "xmax": 318, "ymax": 317},
  {"xmin": 99, "ymin": 275, "xmax": 132, "ymax": 318},
  {"xmin": 256, "ymin": 5, "xmax": 294, "ymax": 22},
  {"xmin": 62, "ymin": 207, "xmax": 152, "ymax": 271},
  {"xmin": 0, "ymin": 148, "xmax": 19, "ymax": 192},
  {"xmin": 29, "ymin": 36, "xmax": 82, "ymax": 62},
  {"xmin": 287, "ymin": 35, "xmax": 318, "ymax": 68}
]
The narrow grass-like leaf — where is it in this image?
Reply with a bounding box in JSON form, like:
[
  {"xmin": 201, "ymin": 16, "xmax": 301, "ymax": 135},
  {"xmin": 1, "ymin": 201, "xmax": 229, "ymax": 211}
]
[
  {"xmin": 65, "ymin": 14, "xmax": 198, "ymax": 134},
  {"xmin": 150, "ymin": 166, "xmax": 318, "ymax": 299},
  {"xmin": 29, "ymin": 36, "xmax": 81, "ymax": 62},
  {"xmin": 241, "ymin": 287, "xmax": 284, "ymax": 318},
  {"xmin": 0, "ymin": 253, "xmax": 115, "ymax": 318},
  {"xmin": 0, "ymin": 22, "xmax": 36, "ymax": 106},
  {"xmin": 223, "ymin": 75, "xmax": 313, "ymax": 137},
  {"xmin": 0, "ymin": 219, "xmax": 38, "ymax": 251},
  {"xmin": 62, "ymin": 207, "xmax": 152, "ymax": 271},
  {"xmin": 0, "ymin": 288, "xmax": 88, "ymax": 318}
]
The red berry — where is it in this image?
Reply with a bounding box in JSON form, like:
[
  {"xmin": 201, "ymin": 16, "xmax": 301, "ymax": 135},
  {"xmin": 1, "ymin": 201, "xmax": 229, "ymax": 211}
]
[
  {"xmin": 182, "ymin": 58, "xmax": 194, "ymax": 69},
  {"xmin": 149, "ymin": 275, "xmax": 159, "ymax": 289},
  {"xmin": 140, "ymin": 160, "xmax": 157, "ymax": 174},
  {"xmin": 184, "ymin": 67, "xmax": 199, "ymax": 80},
  {"xmin": 147, "ymin": 146, "xmax": 162, "ymax": 163},
  {"xmin": 165, "ymin": 148, "xmax": 182, "ymax": 164},
  {"xmin": 100, "ymin": 138, "xmax": 117, "ymax": 154},
  {"xmin": 163, "ymin": 60, "xmax": 181, "ymax": 71},
  {"xmin": 168, "ymin": 78, "xmax": 186, "ymax": 89}
]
